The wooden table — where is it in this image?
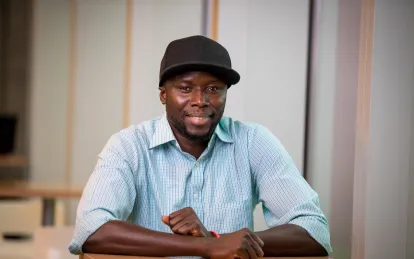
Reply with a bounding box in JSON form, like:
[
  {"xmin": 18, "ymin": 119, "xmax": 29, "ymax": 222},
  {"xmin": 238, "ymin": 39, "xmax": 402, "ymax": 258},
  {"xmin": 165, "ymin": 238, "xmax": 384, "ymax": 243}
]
[
  {"xmin": 81, "ymin": 254, "xmax": 330, "ymax": 259},
  {"xmin": 0, "ymin": 155, "xmax": 27, "ymax": 167},
  {"xmin": 0, "ymin": 181, "xmax": 83, "ymax": 225}
]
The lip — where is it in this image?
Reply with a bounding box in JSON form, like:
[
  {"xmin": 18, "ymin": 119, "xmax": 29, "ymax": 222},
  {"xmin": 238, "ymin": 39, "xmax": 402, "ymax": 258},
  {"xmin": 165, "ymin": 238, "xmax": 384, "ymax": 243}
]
[
  {"xmin": 185, "ymin": 114, "xmax": 212, "ymax": 117},
  {"xmin": 184, "ymin": 114, "xmax": 212, "ymax": 126}
]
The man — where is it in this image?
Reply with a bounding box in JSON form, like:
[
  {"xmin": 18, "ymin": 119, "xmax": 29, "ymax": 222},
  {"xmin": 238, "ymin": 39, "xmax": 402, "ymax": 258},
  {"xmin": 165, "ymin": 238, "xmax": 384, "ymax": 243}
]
[{"xmin": 69, "ymin": 35, "xmax": 331, "ymax": 258}]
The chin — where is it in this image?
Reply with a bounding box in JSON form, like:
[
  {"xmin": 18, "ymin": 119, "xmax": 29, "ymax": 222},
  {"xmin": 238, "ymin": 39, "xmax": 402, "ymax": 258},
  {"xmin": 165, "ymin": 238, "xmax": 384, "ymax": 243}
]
[
  {"xmin": 184, "ymin": 129, "xmax": 212, "ymax": 142},
  {"xmin": 187, "ymin": 130, "xmax": 210, "ymax": 138}
]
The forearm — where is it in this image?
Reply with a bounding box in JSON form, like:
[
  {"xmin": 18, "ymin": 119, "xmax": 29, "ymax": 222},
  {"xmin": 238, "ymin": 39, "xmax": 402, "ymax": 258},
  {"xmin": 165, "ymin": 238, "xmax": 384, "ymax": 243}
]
[
  {"xmin": 255, "ymin": 224, "xmax": 328, "ymax": 257},
  {"xmin": 82, "ymin": 220, "xmax": 209, "ymax": 257}
]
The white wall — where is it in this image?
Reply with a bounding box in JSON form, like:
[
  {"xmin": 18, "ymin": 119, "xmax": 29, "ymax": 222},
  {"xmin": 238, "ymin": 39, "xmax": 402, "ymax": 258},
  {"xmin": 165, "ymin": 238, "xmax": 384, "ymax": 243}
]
[
  {"xmin": 307, "ymin": 1, "xmax": 361, "ymax": 259},
  {"xmin": 71, "ymin": 0, "xmax": 126, "ymax": 186},
  {"xmin": 30, "ymin": 0, "xmax": 70, "ymax": 183},
  {"xmin": 364, "ymin": 1, "xmax": 414, "ymax": 258}
]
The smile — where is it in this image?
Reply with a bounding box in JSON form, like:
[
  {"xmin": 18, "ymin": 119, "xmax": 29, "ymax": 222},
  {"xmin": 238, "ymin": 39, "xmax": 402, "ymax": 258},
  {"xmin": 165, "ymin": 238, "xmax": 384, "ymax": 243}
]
[
  {"xmin": 189, "ymin": 116, "xmax": 208, "ymax": 120},
  {"xmin": 185, "ymin": 115, "xmax": 212, "ymax": 126}
]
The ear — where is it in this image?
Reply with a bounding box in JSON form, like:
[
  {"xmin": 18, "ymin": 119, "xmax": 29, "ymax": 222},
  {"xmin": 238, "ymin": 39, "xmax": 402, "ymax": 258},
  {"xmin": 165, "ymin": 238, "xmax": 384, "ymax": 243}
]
[{"xmin": 159, "ymin": 86, "xmax": 167, "ymax": 105}]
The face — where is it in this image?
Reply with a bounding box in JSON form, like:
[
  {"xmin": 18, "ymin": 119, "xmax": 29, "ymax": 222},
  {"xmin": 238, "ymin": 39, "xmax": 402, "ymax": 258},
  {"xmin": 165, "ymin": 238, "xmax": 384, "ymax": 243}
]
[{"xmin": 159, "ymin": 71, "xmax": 227, "ymax": 143}]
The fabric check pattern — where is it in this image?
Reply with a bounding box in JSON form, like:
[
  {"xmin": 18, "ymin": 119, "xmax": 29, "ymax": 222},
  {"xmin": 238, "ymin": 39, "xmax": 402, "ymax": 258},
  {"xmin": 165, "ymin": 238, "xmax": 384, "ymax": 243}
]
[{"xmin": 69, "ymin": 114, "xmax": 332, "ymax": 254}]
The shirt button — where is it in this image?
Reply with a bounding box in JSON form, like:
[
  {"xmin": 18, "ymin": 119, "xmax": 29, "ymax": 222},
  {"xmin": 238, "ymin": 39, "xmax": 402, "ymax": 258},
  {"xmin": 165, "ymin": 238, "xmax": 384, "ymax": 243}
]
[
  {"xmin": 194, "ymin": 193, "xmax": 199, "ymax": 199},
  {"xmin": 195, "ymin": 161, "xmax": 200, "ymax": 166}
]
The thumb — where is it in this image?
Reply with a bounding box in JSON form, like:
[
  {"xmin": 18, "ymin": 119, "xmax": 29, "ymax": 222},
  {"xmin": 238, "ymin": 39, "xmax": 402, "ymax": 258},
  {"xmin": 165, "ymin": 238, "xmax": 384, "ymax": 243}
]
[{"xmin": 161, "ymin": 216, "xmax": 170, "ymax": 225}]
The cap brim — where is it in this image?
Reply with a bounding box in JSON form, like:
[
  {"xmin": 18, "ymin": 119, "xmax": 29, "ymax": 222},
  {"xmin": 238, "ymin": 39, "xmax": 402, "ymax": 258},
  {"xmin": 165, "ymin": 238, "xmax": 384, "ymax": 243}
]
[{"xmin": 159, "ymin": 62, "xmax": 240, "ymax": 88}]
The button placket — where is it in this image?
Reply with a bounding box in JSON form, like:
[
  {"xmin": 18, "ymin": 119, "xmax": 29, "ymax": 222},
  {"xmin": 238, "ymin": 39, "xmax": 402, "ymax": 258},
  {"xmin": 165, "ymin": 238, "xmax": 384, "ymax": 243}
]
[{"xmin": 191, "ymin": 159, "xmax": 204, "ymax": 221}]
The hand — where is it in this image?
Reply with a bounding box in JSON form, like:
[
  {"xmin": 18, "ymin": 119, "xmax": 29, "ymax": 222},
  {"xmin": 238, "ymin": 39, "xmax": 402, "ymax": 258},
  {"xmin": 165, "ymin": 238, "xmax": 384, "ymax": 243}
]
[
  {"xmin": 206, "ymin": 228, "xmax": 264, "ymax": 259},
  {"xmin": 162, "ymin": 207, "xmax": 212, "ymax": 237}
]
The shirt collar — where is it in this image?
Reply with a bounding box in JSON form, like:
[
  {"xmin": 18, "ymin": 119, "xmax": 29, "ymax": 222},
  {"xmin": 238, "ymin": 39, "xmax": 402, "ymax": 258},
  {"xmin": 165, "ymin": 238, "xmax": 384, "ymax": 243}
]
[
  {"xmin": 149, "ymin": 114, "xmax": 234, "ymax": 149},
  {"xmin": 149, "ymin": 114, "xmax": 176, "ymax": 149},
  {"xmin": 214, "ymin": 118, "xmax": 234, "ymax": 144}
]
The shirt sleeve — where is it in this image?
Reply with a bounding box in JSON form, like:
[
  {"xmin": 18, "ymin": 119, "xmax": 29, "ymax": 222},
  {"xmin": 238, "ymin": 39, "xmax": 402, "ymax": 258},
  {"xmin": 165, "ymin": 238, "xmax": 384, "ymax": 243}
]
[
  {"xmin": 249, "ymin": 125, "xmax": 332, "ymax": 254},
  {"xmin": 68, "ymin": 132, "xmax": 137, "ymax": 254}
]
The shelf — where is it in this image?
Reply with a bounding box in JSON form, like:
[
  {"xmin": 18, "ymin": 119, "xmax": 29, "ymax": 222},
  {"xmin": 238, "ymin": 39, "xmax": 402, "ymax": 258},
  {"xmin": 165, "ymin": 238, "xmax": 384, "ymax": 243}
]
[{"xmin": 0, "ymin": 155, "xmax": 27, "ymax": 167}]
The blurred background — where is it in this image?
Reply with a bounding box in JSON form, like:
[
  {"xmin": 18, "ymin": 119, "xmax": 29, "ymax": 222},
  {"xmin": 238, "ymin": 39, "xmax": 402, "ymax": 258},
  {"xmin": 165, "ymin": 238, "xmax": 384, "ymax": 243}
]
[{"xmin": 0, "ymin": 0, "xmax": 413, "ymax": 259}]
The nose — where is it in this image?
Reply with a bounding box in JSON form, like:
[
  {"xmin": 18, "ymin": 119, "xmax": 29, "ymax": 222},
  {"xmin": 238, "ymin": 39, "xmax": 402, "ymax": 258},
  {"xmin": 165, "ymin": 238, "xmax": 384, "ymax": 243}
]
[{"xmin": 190, "ymin": 88, "xmax": 208, "ymax": 107}]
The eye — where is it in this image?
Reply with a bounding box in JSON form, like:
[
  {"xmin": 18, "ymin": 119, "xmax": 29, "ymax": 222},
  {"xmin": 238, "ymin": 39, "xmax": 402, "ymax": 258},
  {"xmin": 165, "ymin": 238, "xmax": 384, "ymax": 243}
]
[
  {"xmin": 207, "ymin": 86, "xmax": 219, "ymax": 92},
  {"xmin": 180, "ymin": 86, "xmax": 191, "ymax": 92}
]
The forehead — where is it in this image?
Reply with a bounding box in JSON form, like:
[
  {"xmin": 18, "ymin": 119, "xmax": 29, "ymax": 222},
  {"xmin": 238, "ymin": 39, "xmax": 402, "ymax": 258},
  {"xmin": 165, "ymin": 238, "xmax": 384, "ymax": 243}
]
[{"xmin": 170, "ymin": 71, "xmax": 224, "ymax": 84}]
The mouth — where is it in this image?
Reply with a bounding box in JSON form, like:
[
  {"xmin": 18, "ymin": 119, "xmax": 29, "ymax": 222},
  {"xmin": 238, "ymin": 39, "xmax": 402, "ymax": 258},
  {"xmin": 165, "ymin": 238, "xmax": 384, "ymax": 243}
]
[{"xmin": 185, "ymin": 114, "xmax": 213, "ymax": 126}]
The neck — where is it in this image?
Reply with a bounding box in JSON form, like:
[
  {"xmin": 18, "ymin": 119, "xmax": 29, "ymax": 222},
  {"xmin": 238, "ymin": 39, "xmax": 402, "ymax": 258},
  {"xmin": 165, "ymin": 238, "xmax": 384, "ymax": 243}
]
[{"xmin": 168, "ymin": 124, "xmax": 209, "ymax": 160}]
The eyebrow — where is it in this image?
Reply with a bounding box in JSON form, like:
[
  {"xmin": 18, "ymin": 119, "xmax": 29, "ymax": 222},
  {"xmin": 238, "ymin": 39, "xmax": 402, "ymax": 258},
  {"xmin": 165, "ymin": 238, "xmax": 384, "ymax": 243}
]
[{"xmin": 177, "ymin": 78, "xmax": 223, "ymax": 85}]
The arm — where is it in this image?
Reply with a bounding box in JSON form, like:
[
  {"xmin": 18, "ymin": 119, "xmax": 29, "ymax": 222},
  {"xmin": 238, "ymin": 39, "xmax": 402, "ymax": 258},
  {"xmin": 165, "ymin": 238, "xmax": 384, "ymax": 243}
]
[
  {"xmin": 82, "ymin": 206, "xmax": 212, "ymax": 256},
  {"xmin": 256, "ymin": 224, "xmax": 328, "ymax": 257},
  {"xmin": 83, "ymin": 220, "xmax": 264, "ymax": 258},
  {"xmin": 68, "ymin": 132, "xmax": 139, "ymax": 254},
  {"xmin": 82, "ymin": 220, "xmax": 209, "ymax": 257},
  {"xmin": 249, "ymin": 125, "xmax": 332, "ymax": 257}
]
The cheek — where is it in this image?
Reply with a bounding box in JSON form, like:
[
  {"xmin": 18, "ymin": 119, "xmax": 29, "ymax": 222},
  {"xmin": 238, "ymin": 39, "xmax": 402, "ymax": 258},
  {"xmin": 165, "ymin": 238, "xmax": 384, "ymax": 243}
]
[
  {"xmin": 166, "ymin": 93, "xmax": 189, "ymax": 111},
  {"xmin": 211, "ymin": 94, "xmax": 226, "ymax": 110}
]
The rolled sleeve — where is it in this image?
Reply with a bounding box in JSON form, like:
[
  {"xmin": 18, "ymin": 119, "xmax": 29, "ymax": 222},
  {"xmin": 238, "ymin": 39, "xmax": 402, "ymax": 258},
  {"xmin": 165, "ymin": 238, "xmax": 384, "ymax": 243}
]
[
  {"xmin": 249, "ymin": 125, "xmax": 332, "ymax": 254},
  {"xmin": 68, "ymin": 133, "xmax": 137, "ymax": 254}
]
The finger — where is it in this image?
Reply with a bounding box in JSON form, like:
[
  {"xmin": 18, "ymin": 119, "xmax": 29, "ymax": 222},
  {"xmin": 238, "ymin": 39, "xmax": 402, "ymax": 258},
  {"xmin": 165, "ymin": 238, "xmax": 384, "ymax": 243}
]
[
  {"xmin": 172, "ymin": 220, "xmax": 190, "ymax": 233},
  {"xmin": 235, "ymin": 248, "xmax": 250, "ymax": 259},
  {"xmin": 246, "ymin": 245, "xmax": 258, "ymax": 259},
  {"xmin": 169, "ymin": 207, "xmax": 192, "ymax": 219},
  {"xmin": 169, "ymin": 213, "xmax": 186, "ymax": 226},
  {"xmin": 247, "ymin": 234, "xmax": 264, "ymax": 257},
  {"xmin": 161, "ymin": 216, "xmax": 170, "ymax": 225},
  {"xmin": 250, "ymin": 233, "xmax": 265, "ymax": 247},
  {"xmin": 175, "ymin": 223, "xmax": 197, "ymax": 236}
]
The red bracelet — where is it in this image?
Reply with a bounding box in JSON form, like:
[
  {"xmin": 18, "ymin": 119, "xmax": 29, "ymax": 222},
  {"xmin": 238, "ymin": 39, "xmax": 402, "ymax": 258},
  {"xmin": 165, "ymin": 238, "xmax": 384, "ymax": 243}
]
[{"xmin": 210, "ymin": 230, "xmax": 220, "ymax": 238}]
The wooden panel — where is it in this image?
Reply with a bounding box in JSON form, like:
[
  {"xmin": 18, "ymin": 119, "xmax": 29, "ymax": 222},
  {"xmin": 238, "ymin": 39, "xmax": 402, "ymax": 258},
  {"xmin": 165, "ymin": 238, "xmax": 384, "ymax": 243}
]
[
  {"xmin": 0, "ymin": 181, "xmax": 83, "ymax": 198},
  {"xmin": 0, "ymin": 155, "xmax": 27, "ymax": 168},
  {"xmin": 351, "ymin": 0, "xmax": 375, "ymax": 258}
]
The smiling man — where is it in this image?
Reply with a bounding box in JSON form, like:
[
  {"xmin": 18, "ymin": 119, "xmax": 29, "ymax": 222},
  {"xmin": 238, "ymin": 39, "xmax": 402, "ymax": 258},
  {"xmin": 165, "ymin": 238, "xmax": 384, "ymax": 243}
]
[{"xmin": 69, "ymin": 35, "xmax": 332, "ymax": 258}]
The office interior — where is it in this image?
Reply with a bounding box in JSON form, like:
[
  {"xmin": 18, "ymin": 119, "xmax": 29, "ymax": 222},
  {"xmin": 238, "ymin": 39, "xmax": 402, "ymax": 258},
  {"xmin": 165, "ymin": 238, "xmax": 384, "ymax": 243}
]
[{"xmin": 0, "ymin": 0, "xmax": 413, "ymax": 259}]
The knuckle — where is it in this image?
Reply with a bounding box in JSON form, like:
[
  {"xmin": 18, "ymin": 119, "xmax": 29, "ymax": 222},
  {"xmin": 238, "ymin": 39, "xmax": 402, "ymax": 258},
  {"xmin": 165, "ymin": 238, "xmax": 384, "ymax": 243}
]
[{"xmin": 243, "ymin": 227, "xmax": 251, "ymax": 233}]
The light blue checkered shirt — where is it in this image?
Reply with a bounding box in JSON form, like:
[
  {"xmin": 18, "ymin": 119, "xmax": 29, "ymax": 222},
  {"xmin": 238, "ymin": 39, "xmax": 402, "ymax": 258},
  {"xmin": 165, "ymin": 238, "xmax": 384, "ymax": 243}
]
[{"xmin": 69, "ymin": 114, "xmax": 332, "ymax": 254}]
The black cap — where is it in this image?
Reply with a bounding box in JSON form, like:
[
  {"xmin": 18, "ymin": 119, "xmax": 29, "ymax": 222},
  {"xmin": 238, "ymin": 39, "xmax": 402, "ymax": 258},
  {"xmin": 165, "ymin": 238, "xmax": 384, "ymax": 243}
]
[{"xmin": 159, "ymin": 35, "xmax": 240, "ymax": 88}]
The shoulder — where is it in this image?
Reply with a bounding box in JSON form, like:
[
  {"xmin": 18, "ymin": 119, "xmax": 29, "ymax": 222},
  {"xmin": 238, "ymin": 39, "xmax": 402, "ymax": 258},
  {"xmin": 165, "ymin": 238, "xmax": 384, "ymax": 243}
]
[
  {"xmin": 103, "ymin": 116, "xmax": 162, "ymax": 151},
  {"xmin": 221, "ymin": 117, "xmax": 289, "ymax": 164},
  {"xmin": 220, "ymin": 116, "xmax": 279, "ymax": 144}
]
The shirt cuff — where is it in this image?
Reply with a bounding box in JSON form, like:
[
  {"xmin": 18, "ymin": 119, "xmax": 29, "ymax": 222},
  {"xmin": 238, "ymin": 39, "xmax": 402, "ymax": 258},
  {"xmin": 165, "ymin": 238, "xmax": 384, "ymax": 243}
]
[
  {"xmin": 289, "ymin": 216, "xmax": 333, "ymax": 255},
  {"xmin": 68, "ymin": 210, "xmax": 116, "ymax": 254}
]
